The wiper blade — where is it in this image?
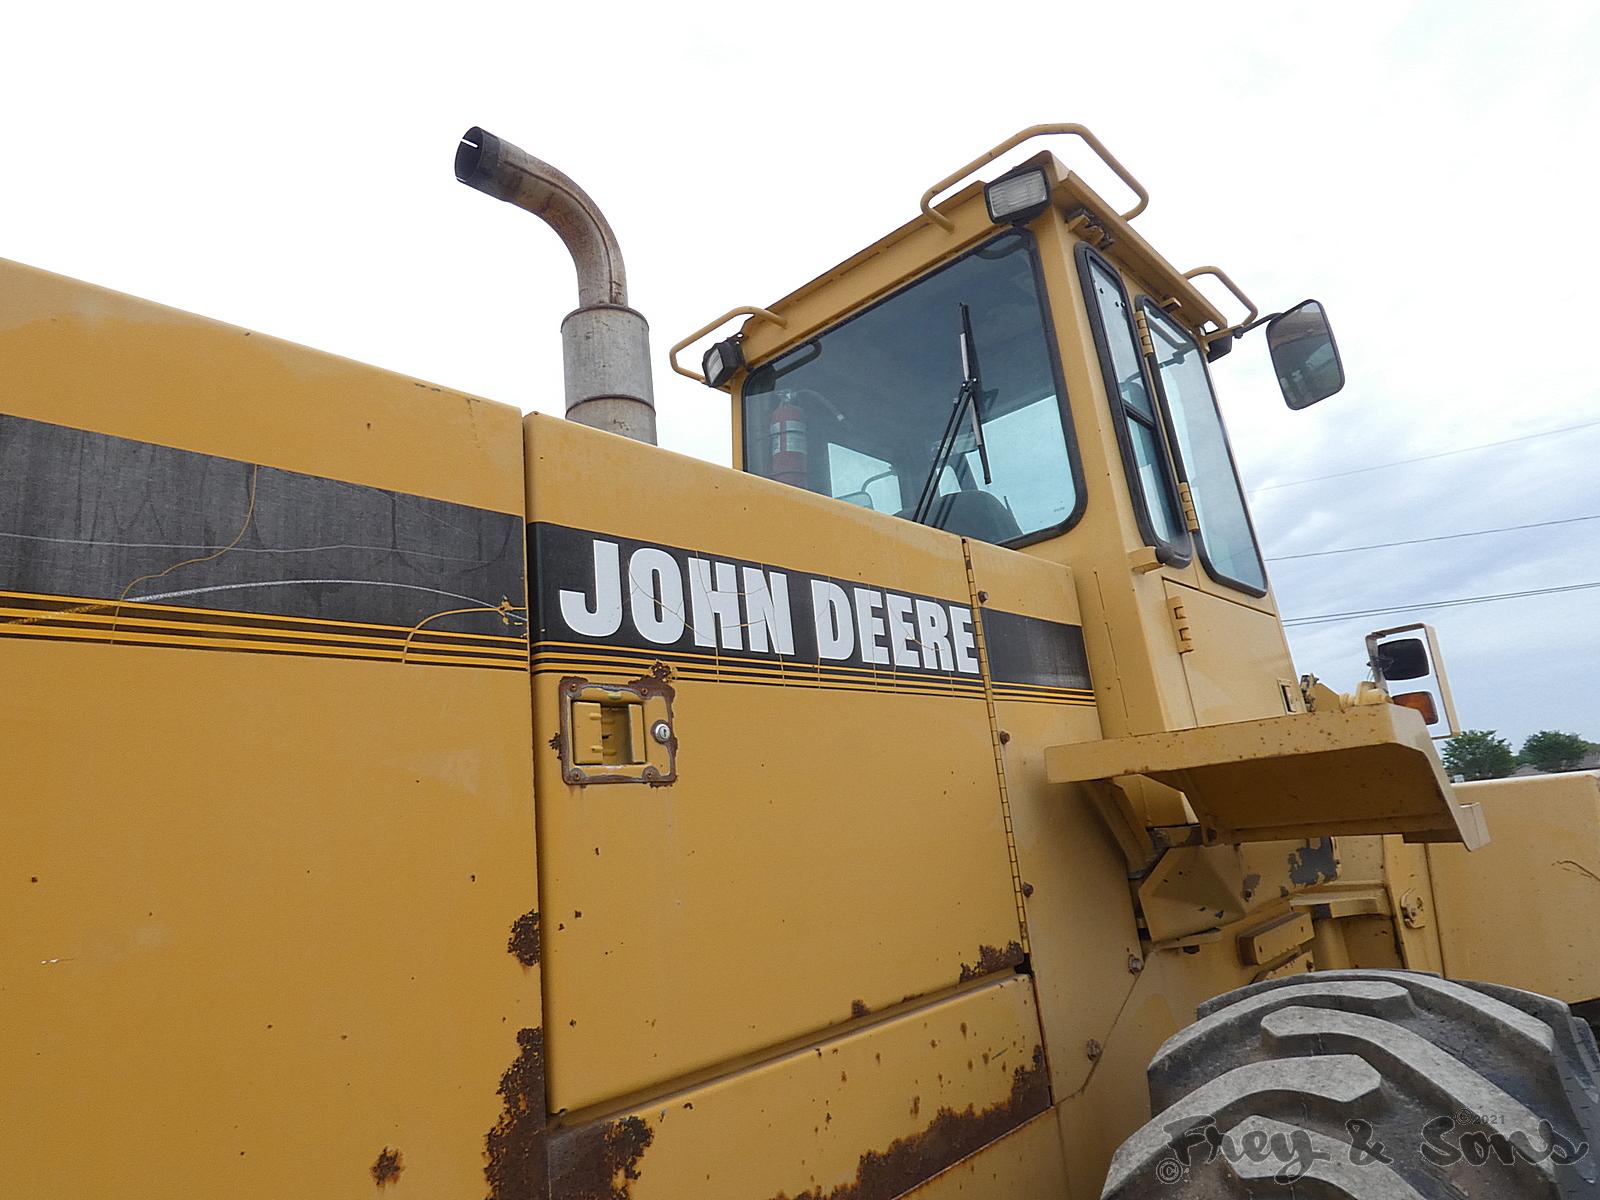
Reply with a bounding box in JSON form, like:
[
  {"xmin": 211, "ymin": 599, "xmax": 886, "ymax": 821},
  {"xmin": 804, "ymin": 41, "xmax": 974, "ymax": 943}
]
[
  {"xmin": 958, "ymin": 304, "xmax": 993, "ymax": 487},
  {"xmin": 911, "ymin": 303, "xmax": 991, "ymax": 526}
]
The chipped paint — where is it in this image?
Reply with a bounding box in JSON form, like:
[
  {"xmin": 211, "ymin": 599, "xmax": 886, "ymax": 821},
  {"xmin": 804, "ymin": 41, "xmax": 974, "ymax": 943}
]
[
  {"xmin": 548, "ymin": 1115, "xmax": 654, "ymax": 1200},
  {"xmin": 371, "ymin": 1147, "xmax": 404, "ymax": 1186},
  {"xmin": 770, "ymin": 1045, "xmax": 1050, "ymax": 1200},
  {"xmin": 508, "ymin": 910, "xmax": 542, "ymax": 967},
  {"xmin": 485, "ymin": 1027, "xmax": 548, "ymax": 1200},
  {"xmin": 850, "ymin": 1000, "xmax": 870, "ymax": 1019},
  {"xmin": 1287, "ymin": 837, "xmax": 1338, "ymax": 886},
  {"xmin": 957, "ymin": 941, "xmax": 1024, "ymax": 983}
]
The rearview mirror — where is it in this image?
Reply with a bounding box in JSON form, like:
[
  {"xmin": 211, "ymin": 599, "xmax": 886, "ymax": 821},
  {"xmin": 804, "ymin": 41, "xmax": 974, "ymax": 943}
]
[
  {"xmin": 1365, "ymin": 623, "xmax": 1460, "ymax": 738},
  {"xmin": 1374, "ymin": 637, "xmax": 1430, "ymax": 681},
  {"xmin": 1267, "ymin": 299, "xmax": 1344, "ymax": 410}
]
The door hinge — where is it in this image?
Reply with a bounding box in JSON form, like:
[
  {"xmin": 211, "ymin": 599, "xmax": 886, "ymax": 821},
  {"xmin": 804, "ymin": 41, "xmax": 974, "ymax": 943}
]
[
  {"xmin": 1176, "ymin": 481, "xmax": 1201, "ymax": 532},
  {"xmin": 1132, "ymin": 308, "xmax": 1156, "ymax": 357},
  {"xmin": 1168, "ymin": 594, "xmax": 1195, "ymax": 654}
]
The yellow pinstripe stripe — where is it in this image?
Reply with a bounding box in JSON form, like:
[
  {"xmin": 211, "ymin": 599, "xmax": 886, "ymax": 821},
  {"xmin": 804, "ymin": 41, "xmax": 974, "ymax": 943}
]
[
  {"xmin": 0, "ymin": 618, "xmax": 523, "ymax": 671},
  {"xmin": 0, "ymin": 587, "xmax": 528, "ymax": 645}
]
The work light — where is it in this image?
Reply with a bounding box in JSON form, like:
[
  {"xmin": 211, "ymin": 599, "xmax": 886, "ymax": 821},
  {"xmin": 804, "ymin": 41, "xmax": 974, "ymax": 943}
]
[
  {"xmin": 984, "ymin": 167, "xmax": 1050, "ymax": 226},
  {"xmin": 702, "ymin": 337, "xmax": 744, "ymax": 388}
]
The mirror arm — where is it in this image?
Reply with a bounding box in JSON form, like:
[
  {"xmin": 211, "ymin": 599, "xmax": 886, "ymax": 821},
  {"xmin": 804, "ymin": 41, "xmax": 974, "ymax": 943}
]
[{"xmin": 1203, "ymin": 309, "xmax": 1283, "ymax": 362}]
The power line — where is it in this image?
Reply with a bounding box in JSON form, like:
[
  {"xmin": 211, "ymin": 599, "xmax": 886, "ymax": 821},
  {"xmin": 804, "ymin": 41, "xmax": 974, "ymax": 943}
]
[
  {"xmin": 1267, "ymin": 513, "xmax": 1600, "ymax": 562},
  {"xmin": 1282, "ymin": 580, "xmax": 1600, "ymax": 628},
  {"xmin": 1247, "ymin": 417, "xmax": 1600, "ymax": 495}
]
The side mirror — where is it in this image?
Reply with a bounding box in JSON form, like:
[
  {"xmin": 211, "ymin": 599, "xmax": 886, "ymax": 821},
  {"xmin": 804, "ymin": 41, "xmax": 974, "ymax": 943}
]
[
  {"xmin": 1366, "ymin": 623, "xmax": 1460, "ymax": 738},
  {"xmin": 1267, "ymin": 299, "xmax": 1344, "ymax": 410},
  {"xmin": 1374, "ymin": 638, "xmax": 1430, "ymax": 681}
]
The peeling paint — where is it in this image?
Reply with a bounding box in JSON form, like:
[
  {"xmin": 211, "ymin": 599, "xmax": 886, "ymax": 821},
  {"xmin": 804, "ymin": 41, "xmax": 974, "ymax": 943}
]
[
  {"xmin": 1287, "ymin": 837, "xmax": 1338, "ymax": 887},
  {"xmin": 507, "ymin": 911, "xmax": 541, "ymax": 967},
  {"xmin": 371, "ymin": 1147, "xmax": 403, "ymax": 1186},
  {"xmin": 957, "ymin": 941, "xmax": 1024, "ymax": 983},
  {"xmin": 548, "ymin": 1115, "xmax": 654, "ymax": 1200},
  {"xmin": 485, "ymin": 1027, "xmax": 548, "ymax": 1200},
  {"xmin": 770, "ymin": 1044, "xmax": 1050, "ymax": 1200}
]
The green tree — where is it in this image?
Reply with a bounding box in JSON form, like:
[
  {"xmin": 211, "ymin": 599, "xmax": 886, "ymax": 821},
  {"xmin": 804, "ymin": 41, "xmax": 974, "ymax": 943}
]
[
  {"xmin": 1519, "ymin": 730, "xmax": 1592, "ymax": 773},
  {"xmin": 1442, "ymin": 730, "xmax": 1517, "ymax": 780}
]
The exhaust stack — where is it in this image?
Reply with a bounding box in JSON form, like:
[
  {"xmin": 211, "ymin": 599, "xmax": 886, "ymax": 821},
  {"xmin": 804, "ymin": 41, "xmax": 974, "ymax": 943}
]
[{"xmin": 455, "ymin": 126, "xmax": 656, "ymax": 444}]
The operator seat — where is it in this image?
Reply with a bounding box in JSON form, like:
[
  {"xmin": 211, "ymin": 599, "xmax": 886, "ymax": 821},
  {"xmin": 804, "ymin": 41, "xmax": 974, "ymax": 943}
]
[{"xmin": 901, "ymin": 490, "xmax": 1022, "ymax": 544}]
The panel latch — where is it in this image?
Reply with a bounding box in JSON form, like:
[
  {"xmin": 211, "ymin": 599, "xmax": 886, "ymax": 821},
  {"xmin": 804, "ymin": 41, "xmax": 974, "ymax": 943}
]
[{"xmin": 559, "ymin": 677, "xmax": 677, "ymax": 786}]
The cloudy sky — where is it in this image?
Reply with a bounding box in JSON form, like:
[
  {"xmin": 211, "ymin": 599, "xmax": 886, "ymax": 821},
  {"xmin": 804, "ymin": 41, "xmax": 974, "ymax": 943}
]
[{"xmin": 4, "ymin": 1, "xmax": 1597, "ymax": 747}]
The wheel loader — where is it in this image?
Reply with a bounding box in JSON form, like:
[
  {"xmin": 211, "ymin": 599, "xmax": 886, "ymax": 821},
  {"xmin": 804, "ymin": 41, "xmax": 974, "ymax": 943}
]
[{"xmin": 2, "ymin": 123, "xmax": 1597, "ymax": 1199}]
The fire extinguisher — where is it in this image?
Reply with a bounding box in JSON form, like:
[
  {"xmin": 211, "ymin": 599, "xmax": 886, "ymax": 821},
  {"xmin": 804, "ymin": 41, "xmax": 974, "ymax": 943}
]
[{"xmin": 769, "ymin": 397, "xmax": 808, "ymax": 488}]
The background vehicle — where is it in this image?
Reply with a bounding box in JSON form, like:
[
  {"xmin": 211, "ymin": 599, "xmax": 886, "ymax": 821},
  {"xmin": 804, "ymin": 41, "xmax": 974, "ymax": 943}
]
[{"xmin": 2, "ymin": 123, "xmax": 1596, "ymax": 1198}]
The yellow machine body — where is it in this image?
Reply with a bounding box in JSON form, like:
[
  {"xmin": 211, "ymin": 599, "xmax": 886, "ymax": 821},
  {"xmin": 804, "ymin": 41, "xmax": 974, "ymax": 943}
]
[{"xmin": 2, "ymin": 133, "xmax": 1595, "ymax": 1199}]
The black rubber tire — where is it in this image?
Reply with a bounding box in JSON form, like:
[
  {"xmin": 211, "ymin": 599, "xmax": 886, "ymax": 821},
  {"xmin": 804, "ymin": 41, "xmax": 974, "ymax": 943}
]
[{"xmin": 1102, "ymin": 969, "xmax": 1600, "ymax": 1198}]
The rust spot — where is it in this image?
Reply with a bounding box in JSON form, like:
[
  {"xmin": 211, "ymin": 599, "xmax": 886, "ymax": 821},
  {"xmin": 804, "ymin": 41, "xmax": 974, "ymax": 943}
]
[
  {"xmin": 850, "ymin": 1000, "xmax": 870, "ymax": 1019},
  {"xmin": 771, "ymin": 1045, "xmax": 1050, "ymax": 1200},
  {"xmin": 371, "ymin": 1147, "xmax": 403, "ymax": 1187},
  {"xmin": 548, "ymin": 733, "xmax": 563, "ymax": 752},
  {"xmin": 957, "ymin": 941, "xmax": 1024, "ymax": 983},
  {"xmin": 649, "ymin": 660, "xmax": 672, "ymax": 681},
  {"xmin": 548, "ymin": 1115, "xmax": 654, "ymax": 1200},
  {"xmin": 485, "ymin": 1027, "xmax": 547, "ymax": 1200},
  {"xmin": 507, "ymin": 911, "xmax": 541, "ymax": 968}
]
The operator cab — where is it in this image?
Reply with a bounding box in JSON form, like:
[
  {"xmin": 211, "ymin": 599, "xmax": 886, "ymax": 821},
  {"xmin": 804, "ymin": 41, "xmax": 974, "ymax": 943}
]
[
  {"xmin": 682, "ymin": 129, "xmax": 1340, "ymax": 592},
  {"xmin": 675, "ymin": 126, "xmax": 1348, "ymax": 738}
]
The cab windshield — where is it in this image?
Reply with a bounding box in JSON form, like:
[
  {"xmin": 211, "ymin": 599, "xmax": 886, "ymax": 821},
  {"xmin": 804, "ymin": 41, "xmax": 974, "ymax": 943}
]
[{"xmin": 741, "ymin": 231, "xmax": 1081, "ymax": 546}]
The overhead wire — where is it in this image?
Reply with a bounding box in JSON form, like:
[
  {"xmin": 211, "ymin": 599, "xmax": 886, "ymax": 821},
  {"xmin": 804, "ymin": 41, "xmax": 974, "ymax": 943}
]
[
  {"xmin": 1266, "ymin": 513, "xmax": 1600, "ymax": 562},
  {"xmin": 1247, "ymin": 416, "xmax": 1600, "ymax": 495},
  {"xmin": 1282, "ymin": 580, "xmax": 1600, "ymax": 628}
]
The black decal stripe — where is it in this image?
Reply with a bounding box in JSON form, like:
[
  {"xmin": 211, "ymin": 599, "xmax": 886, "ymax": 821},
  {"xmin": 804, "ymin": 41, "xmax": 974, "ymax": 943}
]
[
  {"xmin": 981, "ymin": 609, "xmax": 1093, "ymax": 691},
  {"xmin": 0, "ymin": 412, "xmax": 528, "ymax": 643}
]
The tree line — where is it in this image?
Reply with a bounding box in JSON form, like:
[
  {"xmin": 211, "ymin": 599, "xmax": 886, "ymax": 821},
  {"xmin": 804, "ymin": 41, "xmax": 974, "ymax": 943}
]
[{"xmin": 1442, "ymin": 729, "xmax": 1597, "ymax": 781}]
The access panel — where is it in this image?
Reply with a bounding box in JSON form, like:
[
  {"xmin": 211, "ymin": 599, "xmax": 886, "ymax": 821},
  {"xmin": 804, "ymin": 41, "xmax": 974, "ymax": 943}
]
[{"xmin": 525, "ymin": 415, "xmax": 1029, "ymax": 1112}]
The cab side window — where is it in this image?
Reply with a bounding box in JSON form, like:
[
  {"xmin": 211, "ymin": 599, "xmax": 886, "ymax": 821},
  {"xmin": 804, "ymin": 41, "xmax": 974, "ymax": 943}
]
[
  {"xmin": 1076, "ymin": 246, "xmax": 1189, "ymax": 562},
  {"xmin": 1140, "ymin": 301, "xmax": 1267, "ymax": 594}
]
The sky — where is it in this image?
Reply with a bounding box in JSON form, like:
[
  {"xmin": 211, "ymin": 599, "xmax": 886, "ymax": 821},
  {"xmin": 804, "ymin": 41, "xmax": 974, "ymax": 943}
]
[{"xmin": 3, "ymin": 1, "xmax": 1597, "ymax": 747}]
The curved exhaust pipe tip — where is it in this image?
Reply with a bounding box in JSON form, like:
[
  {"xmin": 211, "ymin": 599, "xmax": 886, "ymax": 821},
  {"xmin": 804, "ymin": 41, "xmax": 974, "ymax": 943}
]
[
  {"xmin": 455, "ymin": 125, "xmax": 628, "ymax": 309},
  {"xmin": 456, "ymin": 126, "xmax": 656, "ymax": 444},
  {"xmin": 454, "ymin": 126, "xmax": 500, "ymax": 193}
]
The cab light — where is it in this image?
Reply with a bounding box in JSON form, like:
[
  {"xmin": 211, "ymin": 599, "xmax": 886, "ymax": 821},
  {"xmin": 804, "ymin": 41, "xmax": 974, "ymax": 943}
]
[
  {"xmin": 702, "ymin": 337, "xmax": 744, "ymax": 389},
  {"xmin": 984, "ymin": 167, "xmax": 1050, "ymax": 226}
]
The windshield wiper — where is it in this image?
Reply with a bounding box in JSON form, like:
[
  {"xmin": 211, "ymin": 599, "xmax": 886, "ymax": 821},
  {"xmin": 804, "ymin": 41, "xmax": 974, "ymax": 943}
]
[{"xmin": 911, "ymin": 303, "xmax": 992, "ymax": 526}]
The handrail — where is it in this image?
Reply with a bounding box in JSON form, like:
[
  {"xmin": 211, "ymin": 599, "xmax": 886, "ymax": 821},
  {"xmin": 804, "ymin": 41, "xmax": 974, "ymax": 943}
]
[
  {"xmin": 669, "ymin": 305, "xmax": 789, "ymax": 384},
  {"xmin": 1182, "ymin": 266, "xmax": 1259, "ymax": 340},
  {"xmin": 919, "ymin": 123, "xmax": 1150, "ymax": 232}
]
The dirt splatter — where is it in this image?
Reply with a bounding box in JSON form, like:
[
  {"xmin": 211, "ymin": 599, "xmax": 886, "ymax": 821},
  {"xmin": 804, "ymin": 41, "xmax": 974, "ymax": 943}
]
[
  {"xmin": 484, "ymin": 1027, "xmax": 547, "ymax": 1200},
  {"xmin": 769, "ymin": 1045, "xmax": 1050, "ymax": 1199},
  {"xmin": 371, "ymin": 1147, "xmax": 404, "ymax": 1186},
  {"xmin": 957, "ymin": 942, "xmax": 1024, "ymax": 983},
  {"xmin": 507, "ymin": 911, "xmax": 541, "ymax": 967},
  {"xmin": 548, "ymin": 1115, "xmax": 654, "ymax": 1200}
]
